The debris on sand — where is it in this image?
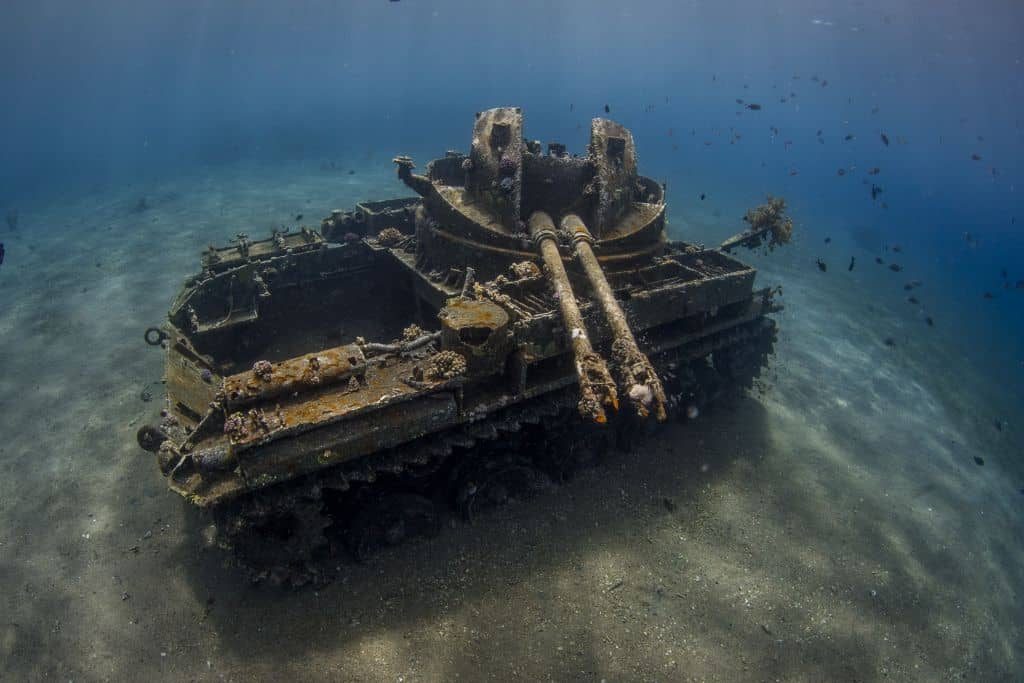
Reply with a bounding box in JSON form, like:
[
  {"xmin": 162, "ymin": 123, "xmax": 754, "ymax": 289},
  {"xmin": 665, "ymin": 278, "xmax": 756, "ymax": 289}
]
[{"xmin": 131, "ymin": 196, "xmax": 149, "ymax": 214}]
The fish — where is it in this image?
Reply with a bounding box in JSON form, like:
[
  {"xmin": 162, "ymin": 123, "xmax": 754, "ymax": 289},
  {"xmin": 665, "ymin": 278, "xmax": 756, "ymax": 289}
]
[
  {"xmin": 848, "ymin": 256, "xmax": 856, "ymax": 271},
  {"xmin": 925, "ymin": 316, "xmax": 934, "ymax": 326},
  {"xmin": 295, "ymin": 214, "xmax": 303, "ymax": 221},
  {"xmin": 844, "ymin": 134, "xmax": 855, "ymax": 141},
  {"xmin": 1017, "ymin": 280, "xmax": 1024, "ymax": 289},
  {"xmin": 0, "ymin": 241, "xmax": 4, "ymax": 266},
  {"xmin": 699, "ymin": 193, "xmax": 706, "ymax": 200},
  {"xmin": 983, "ymin": 292, "xmax": 994, "ymax": 299},
  {"xmin": 789, "ymin": 169, "xmax": 799, "ymax": 176},
  {"xmin": 971, "ymin": 153, "xmax": 982, "ymax": 160},
  {"xmin": 871, "ymin": 184, "xmax": 883, "ymax": 200},
  {"xmin": 868, "ymin": 167, "xmax": 881, "ymax": 175},
  {"xmin": 908, "ymin": 296, "xmax": 919, "ymax": 304},
  {"xmin": 994, "ymin": 419, "xmax": 1002, "ymax": 432},
  {"xmin": 824, "ymin": 237, "xmax": 832, "ymax": 243},
  {"xmin": 889, "ymin": 263, "xmax": 902, "ymax": 272},
  {"xmin": 837, "ymin": 168, "xmax": 847, "ymax": 176},
  {"xmin": 348, "ymin": 169, "xmax": 355, "ymax": 175},
  {"xmin": 884, "ymin": 337, "xmax": 896, "ymax": 347},
  {"xmin": 604, "ymin": 104, "xmax": 610, "ymax": 113},
  {"xmin": 569, "ymin": 103, "xmax": 574, "ymax": 112},
  {"xmin": 1001, "ymin": 268, "xmax": 1007, "ymax": 279},
  {"xmin": 880, "ymin": 132, "xmax": 890, "ymax": 146},
  {"xmin": 875, "ymin": 257, "xmax": 884, "ymax": 265},
  {"xmin": 974, "ymin": 456, "xmax": 985, "ymax": 466},
  {"xmin": 891, "ymin": 245, "xmax": 902, "ymax": 253},
  {"xmin": 816, "ymin": 259, "xmax": 827, "ymax": 272},
  {"xmin": 816, "ymin": 129, "xmax": 823, "ymax": 136},
  {"xmin": 746, "ymin": 103, "xmax": 762, "ymax": 111},
  {"xmin": 736, "ymin": 98, "xmax": 744, "ymax": 104}
]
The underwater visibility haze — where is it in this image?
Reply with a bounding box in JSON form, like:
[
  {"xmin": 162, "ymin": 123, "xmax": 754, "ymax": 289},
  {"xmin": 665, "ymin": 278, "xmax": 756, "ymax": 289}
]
[{"xmin": 0, "ymin": 1, "xmax": 1022, "ymax": 680}]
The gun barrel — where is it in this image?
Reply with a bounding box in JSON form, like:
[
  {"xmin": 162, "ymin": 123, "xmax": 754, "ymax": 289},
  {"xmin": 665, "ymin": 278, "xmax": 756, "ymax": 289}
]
[
  {"xmin": 527, "ymin": 211, "xmax": 618, "ymax": 423},
  {"xmin": 562, "ymin": 214, "xmax": 667, "ymax": 421}
]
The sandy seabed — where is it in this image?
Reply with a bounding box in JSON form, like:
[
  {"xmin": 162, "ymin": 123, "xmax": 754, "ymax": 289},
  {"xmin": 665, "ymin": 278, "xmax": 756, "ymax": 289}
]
[{"xmin": 1, "ymin": 160, "xmax": 1021, "ymax": 682}]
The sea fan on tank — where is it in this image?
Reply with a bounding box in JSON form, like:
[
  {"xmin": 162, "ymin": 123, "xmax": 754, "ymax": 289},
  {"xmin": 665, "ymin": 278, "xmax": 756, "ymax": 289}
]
[{"xmin": 721, "ymin": 196, "xmax": 794, "ymax": 252}]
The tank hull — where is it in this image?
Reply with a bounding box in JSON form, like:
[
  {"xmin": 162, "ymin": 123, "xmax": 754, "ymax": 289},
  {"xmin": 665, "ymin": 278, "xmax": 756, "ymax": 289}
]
[{"xmin": 139, "ymin": 109, "xmax": 783, "ymax": 583}]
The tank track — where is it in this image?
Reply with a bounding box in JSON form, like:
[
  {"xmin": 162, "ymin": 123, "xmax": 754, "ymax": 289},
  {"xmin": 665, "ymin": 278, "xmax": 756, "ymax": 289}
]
[
  {"xmin": 214, "ymin": 390, "xmax": 582, "ymax": 585},
  {"xmin": 212, "ymin": 319, "xmax": 778, "ymax": 586}
]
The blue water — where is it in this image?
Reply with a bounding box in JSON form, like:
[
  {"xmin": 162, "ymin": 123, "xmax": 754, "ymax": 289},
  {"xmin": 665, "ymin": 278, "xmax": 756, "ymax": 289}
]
[{"xmin": 3, "ymin": 2, "xmax": 1021, "ymax": 384}]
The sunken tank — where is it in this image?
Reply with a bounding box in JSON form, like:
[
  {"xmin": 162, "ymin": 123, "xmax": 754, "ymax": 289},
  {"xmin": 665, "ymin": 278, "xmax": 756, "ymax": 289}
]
[{"xmin": 138, "ymin": 107, "xmax": 783, "ymax": 584}]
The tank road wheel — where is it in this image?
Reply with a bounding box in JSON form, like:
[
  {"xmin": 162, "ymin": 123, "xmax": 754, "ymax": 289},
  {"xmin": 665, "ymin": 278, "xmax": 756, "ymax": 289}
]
[
  {"xmin": 214, "ymin": 486, "xmax": 331, "ymax": 586},
  {"xmin": 347, "ymin": 493, "xmax": 441, "ymax": 562},
  {"xmin": 453, "ymin": 455, "xmax": 554, "ymax": 521},
  {"xmin": 713, "ymin": 318, "xmax": 777, "ymax": 389}
]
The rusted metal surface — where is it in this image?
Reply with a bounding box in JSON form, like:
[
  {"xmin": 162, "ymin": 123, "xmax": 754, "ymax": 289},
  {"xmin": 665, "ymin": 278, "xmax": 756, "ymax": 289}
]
[
  {"xmin": 563, "ymin": 214, "xmax": 668, "ymax": 421},
  {"xmin": 140, "ymin": 107, "xmax": 788, "ymax": 572},
  {"xmin": 222, "ymin": 344, "xmax": 366, "ymax": 410},
  {"xmin": 528, "ymin": 210, "xmax": 618, "ymax": 423}
]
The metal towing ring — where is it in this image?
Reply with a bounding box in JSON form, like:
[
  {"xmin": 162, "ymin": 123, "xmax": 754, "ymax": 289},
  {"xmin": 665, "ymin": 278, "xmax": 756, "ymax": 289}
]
[{"xmin": 144, "ymin": 327, "xmax": 168, "ymax": 346}]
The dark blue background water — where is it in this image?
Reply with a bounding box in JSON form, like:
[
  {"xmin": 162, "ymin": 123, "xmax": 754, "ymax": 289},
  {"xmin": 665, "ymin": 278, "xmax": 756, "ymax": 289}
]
[{"xmin": 2, "ymin": 0, "xmax": 1022, "ymax": 390}]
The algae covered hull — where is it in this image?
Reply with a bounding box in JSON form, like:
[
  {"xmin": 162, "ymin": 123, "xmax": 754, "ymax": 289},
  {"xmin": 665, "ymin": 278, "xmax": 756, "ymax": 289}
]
[{"xmin": 138, "ymin": 107, "xmax": 781, "ymax": 582}]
